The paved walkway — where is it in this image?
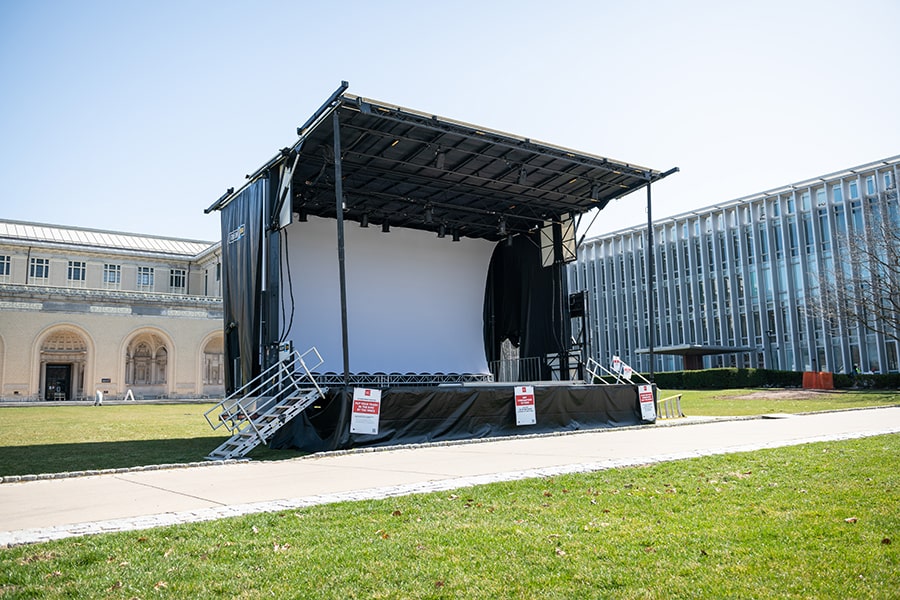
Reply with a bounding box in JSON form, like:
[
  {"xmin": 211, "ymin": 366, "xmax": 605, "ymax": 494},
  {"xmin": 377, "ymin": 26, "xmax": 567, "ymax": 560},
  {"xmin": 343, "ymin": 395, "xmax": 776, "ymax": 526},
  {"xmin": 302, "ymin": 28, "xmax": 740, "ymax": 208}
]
[{"xmin": 2, "ymin": 407, "xmax": 899, "ymax": 547}]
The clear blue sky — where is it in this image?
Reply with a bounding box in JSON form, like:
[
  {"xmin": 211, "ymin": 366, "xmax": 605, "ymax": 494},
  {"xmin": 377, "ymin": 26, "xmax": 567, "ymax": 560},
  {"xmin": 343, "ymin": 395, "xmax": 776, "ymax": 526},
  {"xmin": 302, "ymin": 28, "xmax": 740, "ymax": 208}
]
[{"xmin": 1, "ymin": 0, "xmax": 898, "ymax": 242}]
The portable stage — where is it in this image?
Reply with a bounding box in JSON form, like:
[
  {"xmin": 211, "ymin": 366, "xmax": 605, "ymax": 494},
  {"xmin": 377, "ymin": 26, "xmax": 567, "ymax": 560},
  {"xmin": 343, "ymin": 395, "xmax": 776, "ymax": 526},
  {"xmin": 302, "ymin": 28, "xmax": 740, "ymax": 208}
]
[{"xmin": 205, "ymin": 82, "xmax": 677, "ymax": 454}]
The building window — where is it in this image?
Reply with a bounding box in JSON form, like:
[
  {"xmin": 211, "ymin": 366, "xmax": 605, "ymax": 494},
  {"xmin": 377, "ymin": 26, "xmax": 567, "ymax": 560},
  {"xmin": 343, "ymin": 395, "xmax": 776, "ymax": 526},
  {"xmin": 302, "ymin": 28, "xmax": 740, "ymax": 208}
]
[
  {"xmin": 0, "ymin": 255, "xmax": 9, "ymax": 283},
  {"xmin": 818, "ymin": 209, "xmax": 831, "ymax": 252},
  {"xmin": 137, "ymin": 266, "xmax": 154, "ymax": 292},
  {"xmin": 787, "ymin": 221, "xmax": 799, "ymax": 257},
  {"xmin": 832, "ymin": 185, "xmax": 843, "ymax": 204},
  {"xmin": 802, "ymin": 217, "xmax": 814, "ymax": 254},
  {"xmin": 169, "ymin": 268, "xmax": 186, "ymax": 294},
  {"xmin": 884, "ymin": 172, "xmax": 894, "ymax": 189},
  {"xmin": 850, "ymin": 200, "xmax": 863, "ymax": 231},
  {"xmin": 216, "ymin": 262, "xmax": 221, "ymax": 281},
  {"xmin": 815, "ymin": 189, "xmax": 826, "ymax": 207},
  {"xmin": 833, "ymin": 204, "xmax": 847, "ymax": 235},
  {"xmin": 865, "ymin": 176, "xmax": 875, "ymax": 196},
  {"xmin": 29, "ymin": 257, "xmax": 49, "ymax": 283},
  {"xmin": 67, "ymin": 261, "xmax": 86, "ymax": 287},
  {"xmin": 849, "ymin": 180, "xmax": 859, "ymax": 199},
  {"xmin": 772, "ymin": 223, "xmax": 783, "ymax": 259},
  {"xmin": 103, "ymin": 264, "xmax": 121, "ymax": 290},
  {"xmin": 758, "ymin": 227, "xmax": 768, "ymax": 261}
]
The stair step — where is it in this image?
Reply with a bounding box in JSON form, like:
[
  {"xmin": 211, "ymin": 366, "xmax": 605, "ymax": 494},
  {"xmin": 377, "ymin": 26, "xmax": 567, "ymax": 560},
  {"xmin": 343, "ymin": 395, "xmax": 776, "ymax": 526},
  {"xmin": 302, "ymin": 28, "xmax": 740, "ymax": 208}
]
[{"xmin": 205, "ymin": 386, "xmax": 327, "ymax": 461}]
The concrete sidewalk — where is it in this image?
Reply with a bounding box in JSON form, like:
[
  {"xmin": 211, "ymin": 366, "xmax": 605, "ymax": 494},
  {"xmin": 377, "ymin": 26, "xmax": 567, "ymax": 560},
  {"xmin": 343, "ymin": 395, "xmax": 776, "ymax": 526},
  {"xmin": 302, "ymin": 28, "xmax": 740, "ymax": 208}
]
[{"xmin": 2, "ymin": 407, "xmax": 899, "ymax": 547}]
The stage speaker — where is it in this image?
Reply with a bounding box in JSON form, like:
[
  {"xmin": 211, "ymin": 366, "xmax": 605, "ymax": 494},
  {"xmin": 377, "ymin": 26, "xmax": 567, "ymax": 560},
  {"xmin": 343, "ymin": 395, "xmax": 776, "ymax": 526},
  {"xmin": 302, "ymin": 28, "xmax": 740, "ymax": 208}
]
[{"xmin": 569, "ymin": 291, "xmax": 585, "ymax": 317}]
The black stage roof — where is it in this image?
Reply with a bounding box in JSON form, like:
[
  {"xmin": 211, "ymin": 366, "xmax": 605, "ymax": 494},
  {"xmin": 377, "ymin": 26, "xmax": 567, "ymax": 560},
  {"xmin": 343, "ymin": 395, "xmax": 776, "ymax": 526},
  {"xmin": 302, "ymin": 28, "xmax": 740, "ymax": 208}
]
[{"xmin": 208, "ymin": 82, "xmax": 677, "ymax": 241}]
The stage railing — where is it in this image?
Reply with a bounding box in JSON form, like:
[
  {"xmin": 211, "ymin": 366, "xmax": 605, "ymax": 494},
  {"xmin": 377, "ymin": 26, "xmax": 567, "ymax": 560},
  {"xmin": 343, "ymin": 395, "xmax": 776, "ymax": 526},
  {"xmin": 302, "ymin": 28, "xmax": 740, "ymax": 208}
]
[{"xmin": 489, "ymin": 357, "xmax": 543, "ymax": 382}]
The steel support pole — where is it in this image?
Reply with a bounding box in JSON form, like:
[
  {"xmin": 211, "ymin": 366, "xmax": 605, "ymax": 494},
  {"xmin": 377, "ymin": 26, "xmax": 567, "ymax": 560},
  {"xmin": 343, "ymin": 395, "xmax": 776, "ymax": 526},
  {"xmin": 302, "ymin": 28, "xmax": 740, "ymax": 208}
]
[
  {"xmin": 333, "ymin": 112, "xmax": 351, "ymax": 395},
  {"xmin": 646, "ymin": 181, "xmax": 655, "ymax": 381}
]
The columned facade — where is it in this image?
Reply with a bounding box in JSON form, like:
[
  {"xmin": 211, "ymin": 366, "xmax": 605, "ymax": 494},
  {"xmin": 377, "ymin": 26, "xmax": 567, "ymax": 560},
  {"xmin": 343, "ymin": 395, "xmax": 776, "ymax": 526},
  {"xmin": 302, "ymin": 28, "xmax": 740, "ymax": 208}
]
[
  {"xmin": 0, "ymin": 220, "xmax": 224, "ymax": 400},
  {"xmin": 570, "ymin": 156, "xmax": 900, "ymax": 374}
]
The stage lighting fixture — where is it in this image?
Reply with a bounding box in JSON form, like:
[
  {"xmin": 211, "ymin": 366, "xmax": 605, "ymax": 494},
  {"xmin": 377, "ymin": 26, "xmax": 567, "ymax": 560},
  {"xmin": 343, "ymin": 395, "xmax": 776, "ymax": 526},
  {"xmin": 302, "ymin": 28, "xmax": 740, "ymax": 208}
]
[
  {"xmin": 506, "ymin": 234, "xmax": 514, "ymax": 247},
  {"xmin": 424, "ymin": 205, "xmax": 433, "ymax": 224},
  {"xmin": 438, "ymin": 223, "xmax": 446, "ymax": 238},
  {"xmin": 452, "ymin": 230, "xmax": 460, "ymax": 242},
  {"xmin": 382, "ymin": 221, "xmax": 390, "ymax": 233},
  {"xmin": 298, "ymin": 208, "xmax": 308, "ymax": 222},
  {"xmin": 498, "ymin": 217, "xmax": 507, "ymax": 236},
  {"xmin": 360, "ymin": 213, "xmax": 369, "ymax": 228}
]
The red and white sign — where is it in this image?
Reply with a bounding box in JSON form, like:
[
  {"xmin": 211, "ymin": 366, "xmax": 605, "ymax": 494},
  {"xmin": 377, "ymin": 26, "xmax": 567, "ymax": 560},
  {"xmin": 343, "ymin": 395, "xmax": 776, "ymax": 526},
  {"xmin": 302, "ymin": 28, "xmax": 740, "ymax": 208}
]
[
  {"xmin": 514, "ymin": 385, "xmax": 536, "ymax": 426},
  {"xmin": 638, "ymin": 384, "xmax": 656, "ymax": 422},
  {"xmin": 350, "ymin": 387, "xmax": 382, "ymax": 434},
  {"xmin": 622, "ymin": 364, "xmax": 633, "ymax": 381},
  {"xmin": 611, "ymin": 355, "xmax": 622, "ymax": 374}
]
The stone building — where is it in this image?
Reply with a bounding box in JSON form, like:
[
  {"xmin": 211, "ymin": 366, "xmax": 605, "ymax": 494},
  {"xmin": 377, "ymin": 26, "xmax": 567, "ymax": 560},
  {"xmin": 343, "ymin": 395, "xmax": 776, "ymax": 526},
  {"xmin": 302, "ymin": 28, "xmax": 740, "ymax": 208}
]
[{"xmin": 0, "ymin": 220, "xmax": 223, "ymax": 400}]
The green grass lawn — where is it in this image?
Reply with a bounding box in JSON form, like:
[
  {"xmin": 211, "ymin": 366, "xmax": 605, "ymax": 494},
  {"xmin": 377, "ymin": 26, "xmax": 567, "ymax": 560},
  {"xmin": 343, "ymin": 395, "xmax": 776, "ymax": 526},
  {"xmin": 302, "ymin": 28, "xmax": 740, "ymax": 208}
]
[
  {"xmin": 664, "ymin": 388, "xmax": 898, "ymax": 417},
  {"xmin": 1, "ymin": 434, "xmax": 897, "ymax": 599},
  {"xmin": 0, "ymin": 404, "xmax": 303, "ymax": 477},
  {"xmin": 0, "ymin": 390, "xmax": 896, "ymax": 477}
]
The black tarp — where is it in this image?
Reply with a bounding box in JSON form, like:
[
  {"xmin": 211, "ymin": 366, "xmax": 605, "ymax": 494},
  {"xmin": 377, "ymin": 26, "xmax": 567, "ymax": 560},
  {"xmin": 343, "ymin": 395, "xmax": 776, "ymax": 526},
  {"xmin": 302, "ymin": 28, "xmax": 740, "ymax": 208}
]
[
  {"xmin": 221, "ymin": 178, "xmax": 267, "ymax": 393},
  {"xmin": 269, "ymin": 384, "xmax": 644, "ymax": 453},
  {"xmin": 483, "ymin": 231, "xmax": 569, "ymax": 378}
]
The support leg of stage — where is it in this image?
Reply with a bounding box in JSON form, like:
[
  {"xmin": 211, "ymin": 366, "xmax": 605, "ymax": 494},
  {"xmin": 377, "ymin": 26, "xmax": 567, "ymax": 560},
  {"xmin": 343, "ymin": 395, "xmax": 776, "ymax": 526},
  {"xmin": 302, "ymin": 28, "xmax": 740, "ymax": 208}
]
[{"xmin": 333, "ymin": 110, "xmax": 351, "ymax": 406}]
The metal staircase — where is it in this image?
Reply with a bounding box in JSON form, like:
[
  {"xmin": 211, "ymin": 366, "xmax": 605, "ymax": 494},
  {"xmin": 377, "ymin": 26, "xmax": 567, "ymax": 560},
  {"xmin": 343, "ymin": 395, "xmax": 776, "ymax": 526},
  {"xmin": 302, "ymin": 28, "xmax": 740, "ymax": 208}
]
[{"xmin": 204, "ymin": 347, "xmax": 327, "ymax": 460}]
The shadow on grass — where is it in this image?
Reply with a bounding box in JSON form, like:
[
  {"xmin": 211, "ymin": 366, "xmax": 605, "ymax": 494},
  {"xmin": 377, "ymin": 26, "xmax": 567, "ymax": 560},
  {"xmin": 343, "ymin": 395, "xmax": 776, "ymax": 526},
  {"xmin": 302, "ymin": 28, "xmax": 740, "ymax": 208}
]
[{"xmin": 0, "ymin": 437, "xmax": 309, "ymax": 477}]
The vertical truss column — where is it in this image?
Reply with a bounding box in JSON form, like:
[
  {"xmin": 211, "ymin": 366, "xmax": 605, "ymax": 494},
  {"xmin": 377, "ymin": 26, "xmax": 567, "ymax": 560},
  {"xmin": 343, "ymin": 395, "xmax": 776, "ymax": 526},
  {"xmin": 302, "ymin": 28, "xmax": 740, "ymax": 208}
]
[{"xmin": 333, "ymin": 111, "xmax": 351, "ymax": 395}]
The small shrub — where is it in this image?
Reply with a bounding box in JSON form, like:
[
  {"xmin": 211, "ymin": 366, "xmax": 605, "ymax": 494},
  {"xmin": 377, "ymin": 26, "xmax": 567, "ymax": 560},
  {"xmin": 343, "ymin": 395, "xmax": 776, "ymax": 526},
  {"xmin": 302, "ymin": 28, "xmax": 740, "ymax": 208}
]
[
  {"xmin": 647, "ymin": 368, "xmax": 802, "ymax": 390},
  {"xmin": 834, "ymin": 372, "xmax": 900, "ymax": 390}
]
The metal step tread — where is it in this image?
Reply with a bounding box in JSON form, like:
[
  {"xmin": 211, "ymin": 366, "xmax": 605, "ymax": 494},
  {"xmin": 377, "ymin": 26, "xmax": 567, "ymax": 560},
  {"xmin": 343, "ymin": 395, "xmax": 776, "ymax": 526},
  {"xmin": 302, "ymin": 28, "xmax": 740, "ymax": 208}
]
[{"xmin": 205, "ymin": 387, "xmax": 326, "ymax": 461}]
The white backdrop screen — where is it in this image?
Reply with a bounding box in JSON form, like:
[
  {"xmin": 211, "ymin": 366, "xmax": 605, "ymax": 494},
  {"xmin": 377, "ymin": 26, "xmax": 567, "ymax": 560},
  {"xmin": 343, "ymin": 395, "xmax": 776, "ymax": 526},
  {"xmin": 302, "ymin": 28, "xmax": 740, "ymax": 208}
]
[{"xmin": 281, "ymin": 217, "xmax": 495, "ymax": 374}]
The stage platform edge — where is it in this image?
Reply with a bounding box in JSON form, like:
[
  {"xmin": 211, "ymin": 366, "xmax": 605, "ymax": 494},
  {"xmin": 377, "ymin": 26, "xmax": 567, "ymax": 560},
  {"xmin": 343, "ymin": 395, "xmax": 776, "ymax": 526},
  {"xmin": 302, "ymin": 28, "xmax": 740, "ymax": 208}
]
[{"xmin": 269, "ymin": 383, "xmax": 649, "ymax": 453}]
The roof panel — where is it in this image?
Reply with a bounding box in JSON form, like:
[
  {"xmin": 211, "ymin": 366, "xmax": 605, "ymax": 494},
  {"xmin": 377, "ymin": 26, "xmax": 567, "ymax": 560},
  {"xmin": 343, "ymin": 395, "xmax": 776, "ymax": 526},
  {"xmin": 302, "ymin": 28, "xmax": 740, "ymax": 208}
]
[
  {"xmin": 0, "ymin": 219, "xmax": 214, "ymax": 257},
  {"xmin": 208, "ymin": 86, "xmax": 676, "ymax": 241}
]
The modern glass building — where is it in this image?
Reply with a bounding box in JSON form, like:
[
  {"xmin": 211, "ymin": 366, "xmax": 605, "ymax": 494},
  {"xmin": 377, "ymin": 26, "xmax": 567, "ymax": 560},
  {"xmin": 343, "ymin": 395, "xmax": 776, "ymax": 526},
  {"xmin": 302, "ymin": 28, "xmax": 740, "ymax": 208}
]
[{"xmin": 569, "ymin": 155, "xmax": 900, "ymax": 375}]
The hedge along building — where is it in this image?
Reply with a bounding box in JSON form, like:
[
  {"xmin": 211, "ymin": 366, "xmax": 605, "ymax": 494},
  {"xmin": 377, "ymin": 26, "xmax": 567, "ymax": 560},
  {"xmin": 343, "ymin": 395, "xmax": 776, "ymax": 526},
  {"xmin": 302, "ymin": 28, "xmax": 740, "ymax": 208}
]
[
  {"xmin": 570, "ymin": 155, "xmax": 900, "ymax": 375},
  {"xmin": 0, "ymin": 220, "xmax": 224, "ymax": 401}
]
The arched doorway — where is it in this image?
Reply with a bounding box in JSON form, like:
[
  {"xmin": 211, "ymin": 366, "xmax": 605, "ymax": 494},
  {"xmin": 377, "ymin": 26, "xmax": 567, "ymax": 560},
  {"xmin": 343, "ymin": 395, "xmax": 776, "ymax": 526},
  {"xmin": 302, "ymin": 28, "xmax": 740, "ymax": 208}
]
[
  {"xmin": 125, "ymin": 332, "xmax": 169, "ymax": 398},
  {"xmin": 202, "ymin": 334, "xmax": 225, "ymax": 397},
  {"xmin": 40, "ymin": 329, "xmax": 89, "ymax": 401}
]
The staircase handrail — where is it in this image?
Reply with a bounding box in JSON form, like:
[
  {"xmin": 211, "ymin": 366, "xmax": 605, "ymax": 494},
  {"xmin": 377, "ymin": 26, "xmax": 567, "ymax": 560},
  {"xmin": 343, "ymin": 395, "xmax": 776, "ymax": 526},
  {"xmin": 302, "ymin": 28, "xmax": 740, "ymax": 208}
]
[
  {"xmin": 585, "ymin": 358, "xmax": 622, "ymax": 384},
  {"xmin": 204, "ymin": 347, "xmax": 324, "ymax": 432},
  {"xmin": 656, "ymin": 393, "xmax": 685, "ymax": 419},
  {"xmin": 585, "ymin": 357, "xmax": 653, "ymax": 386}
]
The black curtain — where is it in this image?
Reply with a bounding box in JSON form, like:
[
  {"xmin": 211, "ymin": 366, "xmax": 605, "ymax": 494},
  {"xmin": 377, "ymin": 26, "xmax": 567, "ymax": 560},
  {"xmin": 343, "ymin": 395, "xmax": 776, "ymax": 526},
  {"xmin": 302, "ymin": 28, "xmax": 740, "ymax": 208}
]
[
  {"xmin": 483, "ymin": 231, "xmax": 569, "ymax": 377},
  {"xmin": 269, "ymin": 384, "xmax": 642, "ymax": 452},
  {"xmin": 221, "ymin": 178, "xmax": 267, "ymax": 393}
]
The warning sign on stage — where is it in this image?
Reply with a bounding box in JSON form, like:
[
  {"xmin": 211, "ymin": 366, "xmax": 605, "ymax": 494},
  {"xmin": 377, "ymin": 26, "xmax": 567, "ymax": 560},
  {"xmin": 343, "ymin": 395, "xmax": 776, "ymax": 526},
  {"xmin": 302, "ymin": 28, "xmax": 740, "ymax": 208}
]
[
  {"xmin": 638, "ymin": 384, "xmax": 656, "ymax": 422},
  {"xmin": 611, "ymin": 355, "xmax": 622, "ymax": 374},
  {"xmin": 514, "ymin": 385, "xmax": 536, "ymax": 426},
  {"xmin": 350, "ymin": 387, "xmax": 382, "ymax": 434}
]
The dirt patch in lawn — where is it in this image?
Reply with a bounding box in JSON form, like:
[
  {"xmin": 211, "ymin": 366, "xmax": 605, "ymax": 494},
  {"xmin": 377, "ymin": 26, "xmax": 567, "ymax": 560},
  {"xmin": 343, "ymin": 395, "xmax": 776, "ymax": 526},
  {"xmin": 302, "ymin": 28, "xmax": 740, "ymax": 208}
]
[{"xmin": 725, "ymin": 389, "xmax": 841, "ymax": 401}]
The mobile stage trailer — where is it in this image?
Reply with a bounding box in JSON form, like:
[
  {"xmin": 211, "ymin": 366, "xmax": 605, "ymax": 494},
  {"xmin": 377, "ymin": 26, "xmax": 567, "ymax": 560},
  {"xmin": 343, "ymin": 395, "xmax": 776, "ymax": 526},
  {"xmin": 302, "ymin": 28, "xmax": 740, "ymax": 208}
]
[{"xmin": 204, "ymin": 82, "xmax": 677, "ymax": 456}]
